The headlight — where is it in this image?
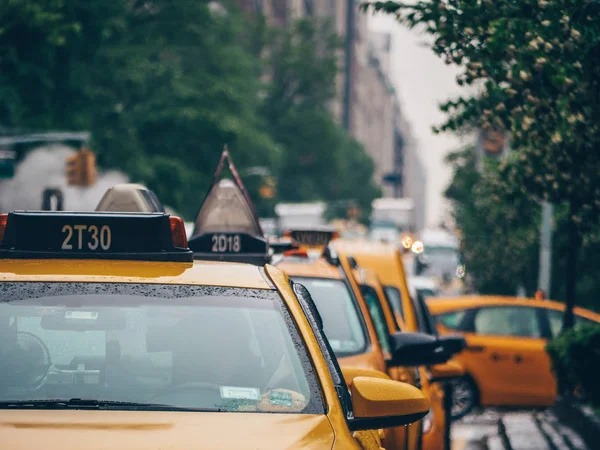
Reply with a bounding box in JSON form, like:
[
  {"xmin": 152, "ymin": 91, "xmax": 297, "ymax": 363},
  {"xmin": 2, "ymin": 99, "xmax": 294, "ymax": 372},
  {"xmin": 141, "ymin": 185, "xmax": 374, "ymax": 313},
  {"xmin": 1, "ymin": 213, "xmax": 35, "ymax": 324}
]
[
  {"xmin": 422, "ymin": 410, "xmax": 433, "ymax": 434},
  {"xmin": 411, "ymin": 240, "xmax": 424, "ymax": 254}
]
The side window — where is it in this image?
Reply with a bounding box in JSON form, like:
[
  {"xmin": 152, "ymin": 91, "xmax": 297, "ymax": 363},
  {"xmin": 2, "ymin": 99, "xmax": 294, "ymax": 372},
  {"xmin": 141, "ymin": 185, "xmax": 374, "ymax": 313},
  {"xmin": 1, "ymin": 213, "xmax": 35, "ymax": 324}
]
[
  {"xmin": 576, "ymin": 315, "xmax": 597, "ymax": 327},
  {"xmin": 437, "ymin": 310, "xmax": 466, "ymax": 330},
  {"xmin": 384, "ymin": 286, "xmax": 404, "ymax": 320},
  {"xmin": 546, "ymin": 309, "xmax": 598, "ymax": 338},
  {"xmin": 416, "ymin": 293, "xmax": 438, "ymax": 337},
  {"xmin": 546, "ymin": 309, "xmax": 563, "ymax": 338},
  {"xmin": 360, "ymin": 285, "xmax": 391, "ymax": 354},
  {"xmin": 474, "ymin": 307, "xmax": 541, "ymax": 338}
]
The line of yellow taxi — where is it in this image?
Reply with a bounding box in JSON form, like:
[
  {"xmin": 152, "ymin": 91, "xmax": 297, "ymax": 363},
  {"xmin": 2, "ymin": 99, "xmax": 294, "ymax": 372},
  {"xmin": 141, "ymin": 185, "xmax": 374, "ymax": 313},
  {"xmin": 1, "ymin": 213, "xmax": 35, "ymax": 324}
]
[
  {"xmin": 329, "ymin": 239, "xmax": 467, "ymax": 450},
  {"xmin": 0, "ymin": 151, "xmax": 451, "ymax": 450},
  {"xmin": 0, "ymin": 211, "xmax": 429, "ymax": 448}
]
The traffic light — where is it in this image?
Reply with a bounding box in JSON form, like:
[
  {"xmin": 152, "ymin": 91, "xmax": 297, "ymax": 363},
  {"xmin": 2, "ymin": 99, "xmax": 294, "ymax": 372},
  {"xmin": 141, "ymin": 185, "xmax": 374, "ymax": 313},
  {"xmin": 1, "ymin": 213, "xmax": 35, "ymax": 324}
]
[
  {"xmin": 66, "ymin": 153, "xmax": 82, "ymax": 185},
  {"xmin": 65, "ymin": 146, "xmax": 96, "ymax": 186},
  {"xmin": 259, "ymin": 176, "xmax": 276, "ymax": 199},
  {"xmin": 79, "ymin": 146, "xmax": 96, "ymax": 186}
]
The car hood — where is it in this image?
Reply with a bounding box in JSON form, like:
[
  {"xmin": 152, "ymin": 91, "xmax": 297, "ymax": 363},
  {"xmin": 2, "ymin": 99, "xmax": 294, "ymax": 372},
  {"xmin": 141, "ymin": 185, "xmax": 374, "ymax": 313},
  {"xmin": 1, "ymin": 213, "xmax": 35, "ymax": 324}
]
[{"xmin": 0, "ymin": 410, "xmax": 335, "ymax": 450}]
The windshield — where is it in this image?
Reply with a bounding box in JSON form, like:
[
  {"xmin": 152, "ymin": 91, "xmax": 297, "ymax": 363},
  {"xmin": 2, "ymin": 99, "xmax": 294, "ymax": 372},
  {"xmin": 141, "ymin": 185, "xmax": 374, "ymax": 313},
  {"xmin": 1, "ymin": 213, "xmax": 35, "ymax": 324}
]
[
  {"xmin": 0, "ymin": 282, "xmax": 323, "ymax": 414},
  {"xmin": 292, "ymin": 277, "xmax": 368, "ymax": 356}
]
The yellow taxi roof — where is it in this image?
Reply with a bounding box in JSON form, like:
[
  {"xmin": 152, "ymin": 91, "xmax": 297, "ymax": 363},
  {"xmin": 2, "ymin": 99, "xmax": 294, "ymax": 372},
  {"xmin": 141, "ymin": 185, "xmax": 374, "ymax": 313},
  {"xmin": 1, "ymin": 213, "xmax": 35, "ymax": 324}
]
[
  {"xmin": 0, "ymin": 259, "xmax": 272, "ymax": 290},
  {"xmin": 276, "ymin": 256, "xmax": 342, "ymax": 280},
  {"xmin": 332, "ymin": 239, "xmax": 404, "ymax": 286},
  {"xmin": 352, "ymin": 266, "xmax": 379, "ymax": 288},
  {"xmin": 427, "ymin": 295, "xmax": 600, "ymax": 321}
]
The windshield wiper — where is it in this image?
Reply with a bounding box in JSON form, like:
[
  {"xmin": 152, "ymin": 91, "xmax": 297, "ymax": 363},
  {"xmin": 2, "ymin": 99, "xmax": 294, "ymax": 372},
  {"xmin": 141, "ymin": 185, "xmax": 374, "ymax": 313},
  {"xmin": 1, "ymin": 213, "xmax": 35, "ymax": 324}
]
[{"xmin": 0, "ymin": 399, "xmax": 214, "ymax": 411}]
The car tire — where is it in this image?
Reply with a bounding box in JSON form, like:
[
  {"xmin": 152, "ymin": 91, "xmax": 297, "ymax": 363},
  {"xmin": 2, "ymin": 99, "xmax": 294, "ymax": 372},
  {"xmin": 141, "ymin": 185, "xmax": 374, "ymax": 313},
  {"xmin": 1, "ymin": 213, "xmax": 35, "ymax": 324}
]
[{"xmin": 449, "ymin": 375, "xmax": 478, "ymax": 420}]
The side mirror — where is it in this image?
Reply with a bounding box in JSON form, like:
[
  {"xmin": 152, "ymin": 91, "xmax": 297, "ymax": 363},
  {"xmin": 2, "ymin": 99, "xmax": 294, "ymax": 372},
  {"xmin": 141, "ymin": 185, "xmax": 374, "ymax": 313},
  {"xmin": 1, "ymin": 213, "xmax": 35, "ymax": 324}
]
[
  {"xmin": 341, "ymin": 366, "xmax": 390, "ymax": 389},
  {"xmin": 387, "ymin": 332, "xmax": 448, "ymax": 367},
  {"xmin": 347, "ymin": 377, "xmax": 429, "ymax": 431},
  {"xmin": 429, "ymin": 360, "xmax": 465, "ymax": 383},
  {"xmin": 438, "ymin": 335, "xmax": 467, "ymax": 356}
]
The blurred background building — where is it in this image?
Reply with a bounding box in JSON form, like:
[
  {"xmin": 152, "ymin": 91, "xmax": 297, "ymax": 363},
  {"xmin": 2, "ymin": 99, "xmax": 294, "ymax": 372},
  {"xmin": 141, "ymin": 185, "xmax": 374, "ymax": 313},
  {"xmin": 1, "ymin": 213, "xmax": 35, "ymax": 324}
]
[{"xmin": 240, "ymin": 0, "xmax": 427, "ymax": 227}]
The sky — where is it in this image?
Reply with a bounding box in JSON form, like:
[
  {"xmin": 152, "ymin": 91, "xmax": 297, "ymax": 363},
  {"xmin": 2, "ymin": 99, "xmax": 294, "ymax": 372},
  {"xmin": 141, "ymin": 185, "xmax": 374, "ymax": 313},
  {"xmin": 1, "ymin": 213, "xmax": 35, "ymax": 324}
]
[{"xmin": 368, "ymin": 12, "xmax": 472, "ymax": 228}]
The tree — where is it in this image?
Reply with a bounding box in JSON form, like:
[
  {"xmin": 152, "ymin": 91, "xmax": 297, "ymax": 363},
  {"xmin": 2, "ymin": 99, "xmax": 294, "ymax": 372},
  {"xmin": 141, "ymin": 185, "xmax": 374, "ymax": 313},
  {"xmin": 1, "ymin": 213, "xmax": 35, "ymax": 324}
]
[
  {"xmin": 446, "ymin": 147, "xmax": 600, "ymax": 312},
  {"xmin": 363, "ymin": 0, "xmax": 600, "ymax": 328},
  {"xmin": 0, "ymin": 0, "xmax": 278, "ymax": 219},
  {"xmin": 445, "ymin": 149, "xmax": 540, "ymax": 295}
]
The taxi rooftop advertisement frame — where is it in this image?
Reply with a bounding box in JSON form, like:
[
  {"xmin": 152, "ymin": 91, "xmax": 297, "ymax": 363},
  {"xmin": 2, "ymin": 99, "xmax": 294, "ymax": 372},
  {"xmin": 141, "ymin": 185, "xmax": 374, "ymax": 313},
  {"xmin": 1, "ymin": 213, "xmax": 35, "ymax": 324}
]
[
  {"xmin": 0, "ymin": 211, "xmax": 193, "ymax": 262},
  {"xmin": 287, "ymin": 228, "xmax": 338, "ymax": 248}
]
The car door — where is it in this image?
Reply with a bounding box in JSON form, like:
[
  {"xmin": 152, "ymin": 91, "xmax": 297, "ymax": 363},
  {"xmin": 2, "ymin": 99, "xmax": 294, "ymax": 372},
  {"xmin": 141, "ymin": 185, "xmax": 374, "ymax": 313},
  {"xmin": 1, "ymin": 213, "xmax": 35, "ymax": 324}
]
[{"xmin": 462, "ymin": 305, "xmax": 555, "ymax": 406}]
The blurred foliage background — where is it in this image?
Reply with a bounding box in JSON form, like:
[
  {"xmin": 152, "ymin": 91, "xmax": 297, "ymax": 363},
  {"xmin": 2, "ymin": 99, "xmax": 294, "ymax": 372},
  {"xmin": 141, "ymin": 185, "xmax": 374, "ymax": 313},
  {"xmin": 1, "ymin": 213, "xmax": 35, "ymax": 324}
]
[{"xmin": 0, "ymin": 0, "xmax": 380, "ymax": 220}]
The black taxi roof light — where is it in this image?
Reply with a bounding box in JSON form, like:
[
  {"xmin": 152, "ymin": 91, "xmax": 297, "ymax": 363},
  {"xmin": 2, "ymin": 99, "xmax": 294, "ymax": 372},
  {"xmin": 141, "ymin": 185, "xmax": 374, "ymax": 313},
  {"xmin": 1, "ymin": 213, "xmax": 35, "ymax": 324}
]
[
  {"xmin": 284, "ymin": 227, "xmax": 340, "ymax": 249},
  {"xmin": 0, "ymin": 211, "xmax": 192, "ymax": 262}
]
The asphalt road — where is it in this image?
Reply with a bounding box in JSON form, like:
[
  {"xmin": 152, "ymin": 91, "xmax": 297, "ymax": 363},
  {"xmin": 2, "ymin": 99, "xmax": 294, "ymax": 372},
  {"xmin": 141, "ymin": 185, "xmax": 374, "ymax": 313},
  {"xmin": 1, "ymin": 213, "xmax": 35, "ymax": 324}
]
[{"xmin": 451, "ymin": 409, "xmax": 589, "ymax": 450}]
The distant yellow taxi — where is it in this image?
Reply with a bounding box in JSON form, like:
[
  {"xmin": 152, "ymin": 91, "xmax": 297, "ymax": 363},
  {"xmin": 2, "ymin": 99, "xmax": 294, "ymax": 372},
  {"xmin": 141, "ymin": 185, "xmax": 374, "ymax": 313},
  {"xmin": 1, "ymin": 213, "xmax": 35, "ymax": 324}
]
[
  {"xmin": 275, "ymin": 230, "xmax": 454, "ymax": 450},
  {"xmin": 350, "ymin": 264, "xmax": 424, "ymax": 450},
  {"xmin": 427, "ymin": 296, "xmax": 600, "ymax": 418},
  {"xmin": 0, "ymin": 210, "xmax": 429, "ymax": 450},
  {"xmin": 332, "ymin": 239, "xmax": 466, "ymax": 450}
]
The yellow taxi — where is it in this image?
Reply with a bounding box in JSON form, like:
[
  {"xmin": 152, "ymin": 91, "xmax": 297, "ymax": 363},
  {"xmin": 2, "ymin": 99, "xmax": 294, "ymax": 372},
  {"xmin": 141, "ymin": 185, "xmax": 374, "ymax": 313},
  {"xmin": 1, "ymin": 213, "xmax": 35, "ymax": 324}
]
[
  {"xmin": 0, "ymin": 209, "xmax": 430, "ymax": 450},
  {"xmin": 332, "ymin": 239, "xmax": 466, "ymax": 450},
  {"xmin": 275, "ymin": 229, "xmax": 453, "ymax": 450},
  {"xmin": 427, "ymin": 296, "xmax": 600, "ymax": 418}
]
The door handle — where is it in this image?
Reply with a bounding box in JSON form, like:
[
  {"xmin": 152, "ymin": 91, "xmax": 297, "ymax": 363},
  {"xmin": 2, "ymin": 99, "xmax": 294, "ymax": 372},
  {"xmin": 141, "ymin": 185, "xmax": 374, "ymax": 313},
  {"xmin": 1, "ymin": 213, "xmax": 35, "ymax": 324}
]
[
  {"xmin": 466, "ymin": 345, "xmax": 486, "ymax": 353},
  {"xmin": 514, "ymin": 355, "xmax": 523, "ymax": 364},
  {"xmin": 490, "ymin": 352, "xmax": 508, "ymax": 362}
]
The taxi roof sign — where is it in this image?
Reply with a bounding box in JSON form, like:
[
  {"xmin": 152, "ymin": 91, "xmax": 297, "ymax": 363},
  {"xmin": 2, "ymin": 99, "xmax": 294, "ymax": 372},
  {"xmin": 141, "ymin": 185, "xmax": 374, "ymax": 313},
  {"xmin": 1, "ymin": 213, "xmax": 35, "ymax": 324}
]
[
  {"xmin": 284, "ymin": 226, "xmax": 339, "ymax": 248},
  {"xmin": 188, "ymin": 148, "xmax": 269, "ymax": 265},
  {"xmin": 0, "ymin": 211, "xmax": 192, "ymax": 262},
  {"xmin": 95, "ymin": 183, "xmax": 165, "ymax": 213}
]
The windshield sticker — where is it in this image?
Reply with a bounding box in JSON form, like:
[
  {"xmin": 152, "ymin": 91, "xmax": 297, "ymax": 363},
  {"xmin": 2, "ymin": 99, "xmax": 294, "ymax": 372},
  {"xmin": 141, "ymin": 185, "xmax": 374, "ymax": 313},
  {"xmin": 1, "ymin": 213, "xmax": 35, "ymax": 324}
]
[
  {"xmin": 65, "ymin": 311, "xmax": 98, "ymax": 320},
  {"xmin": 256, "ymin": 389, "xmax": 308, "ymax": 412},
  {"xmin": 269, "ymin": 390, "xmax": 293, "ymax": 407},
  {"xmin": 220, "ymin": 386, "xmax": 260, "ymax": 401}
]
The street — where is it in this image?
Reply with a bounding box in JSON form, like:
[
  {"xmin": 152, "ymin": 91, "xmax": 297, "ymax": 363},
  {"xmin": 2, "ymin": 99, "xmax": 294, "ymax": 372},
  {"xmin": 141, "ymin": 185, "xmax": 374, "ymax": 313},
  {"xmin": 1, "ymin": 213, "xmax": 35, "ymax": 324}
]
[{"xmin": 452, "ymin": 409, "xmax": 589, "ymax": 450}]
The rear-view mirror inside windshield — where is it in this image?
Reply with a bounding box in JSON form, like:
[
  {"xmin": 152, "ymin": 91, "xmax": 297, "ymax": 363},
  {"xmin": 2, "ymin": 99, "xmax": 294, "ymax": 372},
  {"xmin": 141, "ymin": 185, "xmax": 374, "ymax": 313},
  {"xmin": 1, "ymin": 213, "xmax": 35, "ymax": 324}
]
[{"xmin": 41, "ymin": 311, "xmax": 127, "ymax": 331}]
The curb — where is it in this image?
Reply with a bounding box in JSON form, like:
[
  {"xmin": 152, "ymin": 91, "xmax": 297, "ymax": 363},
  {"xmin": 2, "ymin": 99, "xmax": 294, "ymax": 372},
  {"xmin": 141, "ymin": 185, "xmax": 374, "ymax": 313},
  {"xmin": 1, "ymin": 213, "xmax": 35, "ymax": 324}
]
[
  {"xmin": 552, "ymin": 397, "xmax": 600, "ymax": 449},
  {"xmin": 497, "ymin": 418, "xmax": 513, "ymax": 450},
  {"xmin": 534, "ymin": 411, "xmax": 588, "ymax": 450},
  {"xmin": 533, "ymin": 413, "xmax": 562, "ymax": 450}
]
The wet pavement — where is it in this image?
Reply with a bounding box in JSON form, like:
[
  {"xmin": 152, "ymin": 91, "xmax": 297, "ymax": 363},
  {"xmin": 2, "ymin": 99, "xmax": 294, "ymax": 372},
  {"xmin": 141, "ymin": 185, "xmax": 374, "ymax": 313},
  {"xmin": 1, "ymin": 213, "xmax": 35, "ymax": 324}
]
[{"xmin": 451, "ymin": 409, "xmax": 589, "ymax": 450}]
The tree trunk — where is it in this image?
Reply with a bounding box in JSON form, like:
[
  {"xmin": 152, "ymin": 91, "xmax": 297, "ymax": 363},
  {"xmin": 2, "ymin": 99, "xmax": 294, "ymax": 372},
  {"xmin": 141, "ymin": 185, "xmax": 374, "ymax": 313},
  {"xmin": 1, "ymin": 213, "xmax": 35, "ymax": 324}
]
[{"xmin": 562, "ymin": 200, "xmax": 581, "ymax": 331}]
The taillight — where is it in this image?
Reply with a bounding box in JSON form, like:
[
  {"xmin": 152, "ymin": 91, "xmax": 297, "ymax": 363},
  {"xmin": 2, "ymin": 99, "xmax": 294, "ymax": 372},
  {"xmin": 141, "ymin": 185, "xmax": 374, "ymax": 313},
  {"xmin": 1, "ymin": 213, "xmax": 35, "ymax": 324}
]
[
  {"xmin": 169, "ymin": 216, "xmax": 188, "ymax": 249},
  {"xmin": 0, "ymin": 214, "xmax": 7, "ymax": 244},
  {"xmin": 283, "ymin": 249, "xmax": 308, "ymax": 257}
]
